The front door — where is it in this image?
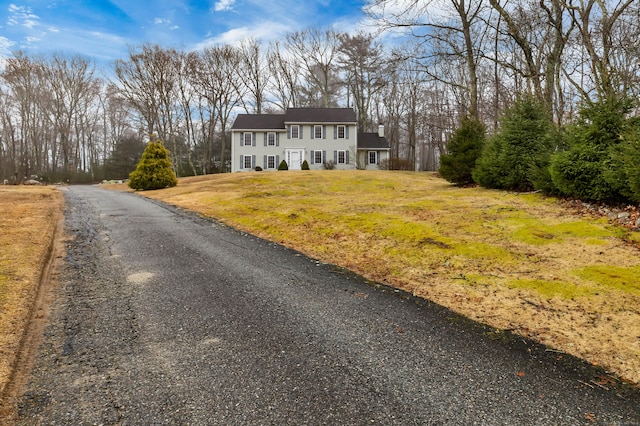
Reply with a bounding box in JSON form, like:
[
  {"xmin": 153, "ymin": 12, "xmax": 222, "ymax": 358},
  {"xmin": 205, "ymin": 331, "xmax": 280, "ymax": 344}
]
[{"xmin": 287, "ymin": 149, "xmax": 304, "ymax": 170}]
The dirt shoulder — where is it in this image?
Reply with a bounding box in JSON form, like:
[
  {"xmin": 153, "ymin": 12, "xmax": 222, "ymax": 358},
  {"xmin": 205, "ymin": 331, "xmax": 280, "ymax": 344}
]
[{"xmin": 0, "ymin": 186, "xmax": 64, "ymax": 421}]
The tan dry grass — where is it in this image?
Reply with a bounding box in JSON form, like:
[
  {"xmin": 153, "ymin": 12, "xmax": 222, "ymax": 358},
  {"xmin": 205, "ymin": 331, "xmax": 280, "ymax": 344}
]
[
  {"xmin": 132, "ymin": 170, "xmax": 640, "ymax": 384},
  {"xmin": 0, "ymin": 186, "xmax": 63, "ymax": 395}
]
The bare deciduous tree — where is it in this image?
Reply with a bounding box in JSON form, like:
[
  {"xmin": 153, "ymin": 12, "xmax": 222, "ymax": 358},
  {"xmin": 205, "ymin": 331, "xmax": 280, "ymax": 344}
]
[
  {"xmin": 285, "ymin": 28, "xmax": 342, "ymax": 108},
  {"xmin": 267, "ymin": 41, "xmax": 303, "ymax": 110},
  {"xmin": 2, "ymin": 52, "xmax": 53, "ymax": 179},
  {"xmin": 45, "ymin": 54, "xmax": 99, "ymax": 175},
  {"xmin": 487, "ymin": 0, "xmax": 573, "ymax": 120},
  {"xmin": 113, "ymin": 44, "xmax": 176, "ymax": 139},
  {"xmin": 562, "ymin": 0, "xmax": 637, "ymax": 101},
  {"xmin": 113, "ymin": 44, "xmax": 187, "ymax": 174},
  {"xmin": 366, "ymin": 0, "xmax": 487, "ymax": 120},
  {"xmin": 237, "ymin": 38, "xmax": 270, "ymax": 114},
  {"xmin": 189, "ymin": 45, "xmax": 242, "ymax": 173}
]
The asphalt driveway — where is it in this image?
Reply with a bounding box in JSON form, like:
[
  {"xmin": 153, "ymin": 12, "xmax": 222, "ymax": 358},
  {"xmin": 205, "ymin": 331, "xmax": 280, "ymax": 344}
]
[{"xmin": 15, "ymin": 185, "xmax": 640, "ymax": 425}]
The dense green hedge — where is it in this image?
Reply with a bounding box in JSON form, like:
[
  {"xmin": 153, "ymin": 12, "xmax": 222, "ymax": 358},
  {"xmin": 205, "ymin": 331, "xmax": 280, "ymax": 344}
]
[{"xmin": 458, "ymin": 94, "xmax": 640, "ymax": 205}]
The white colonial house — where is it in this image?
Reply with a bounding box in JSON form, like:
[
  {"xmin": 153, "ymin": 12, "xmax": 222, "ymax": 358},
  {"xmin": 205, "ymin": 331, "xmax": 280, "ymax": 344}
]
[{"xmin": 231, "ymin": 108, "xmax": 390, "ymax": 172}]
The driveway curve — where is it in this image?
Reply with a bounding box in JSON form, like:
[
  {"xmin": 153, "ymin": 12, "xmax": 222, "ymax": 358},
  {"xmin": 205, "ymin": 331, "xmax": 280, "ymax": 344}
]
[{"xmin": 15, "ymin": 185, "xmax": 640, "ymax": 425}]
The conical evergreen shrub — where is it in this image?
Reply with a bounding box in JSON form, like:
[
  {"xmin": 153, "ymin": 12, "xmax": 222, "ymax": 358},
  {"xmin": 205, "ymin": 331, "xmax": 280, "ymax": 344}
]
[
  {"xmin": 278, "ymin": 160, "xmax": 289, "ymax": 170},
  {"xmin": 550, "ymin": 97, "xmax": 634, "ymax": 202},
  {"xmin": 473, "ymin": 96, "xmax": 555, "ymax": 191},
  {"xmin": 439, "ymin": 117, "xmax": 486, "ymax": 185},
  {"xmin": 128, "ymin": 137, "xmax": 178, "ymax": 190}
]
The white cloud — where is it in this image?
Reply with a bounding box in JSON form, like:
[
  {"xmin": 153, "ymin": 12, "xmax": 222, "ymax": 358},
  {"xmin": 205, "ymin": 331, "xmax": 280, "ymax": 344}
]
[
  {"xmin": 153, "ymin": 17, "xmax": 180, "ymax": 31},
  {"xmin": 24, "ymin": 36, "xmax": 41, "ymax": 44},
  {"xmin": 0, "ymin": 36, "xmax": 15, "ymax": 56},
  {"xmin": 7, "ymin": 4, "xmax": 41, "ymax": 28},
  {"xmin": 364, "ymin": 0, "xmax": 454, "ymax": 23},
  {"xmin": 213, "ymin": 0, "xmax": 236, "ymax": 12},
  {"xmin": 8, "ymin": 4, "xmax": 23, "ymax": 13},
  {"xmin": 0, "ymin": 37, "xmax": 15, "ymax": 70},
  {"xmin": 51, "ymin": 30, "xmax": 128, "ymax": 62},
  {"xmin": 22, "ymin": 19, "xmax": 38, "ymax": 29},
  {"xmin": 193, "ymin": 20, "xmax": 290, "ymax": 49}
]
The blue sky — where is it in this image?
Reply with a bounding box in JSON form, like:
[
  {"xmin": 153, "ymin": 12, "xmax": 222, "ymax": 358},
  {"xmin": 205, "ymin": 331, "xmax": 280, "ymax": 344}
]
[{"xmin": 0, "ymin": 0, "xmax": 368, "ymax": 65}]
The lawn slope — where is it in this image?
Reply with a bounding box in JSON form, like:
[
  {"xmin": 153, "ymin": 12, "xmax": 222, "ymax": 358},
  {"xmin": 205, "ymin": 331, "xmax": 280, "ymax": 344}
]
[{"xmin": 137, "ymin": 170, "xmax": 640, "ymax": 384}]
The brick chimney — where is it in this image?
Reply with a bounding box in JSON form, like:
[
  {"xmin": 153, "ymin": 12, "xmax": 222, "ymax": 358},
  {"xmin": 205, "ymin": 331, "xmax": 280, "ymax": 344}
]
[{"xmin": 378, "ymin": 124, "xmax": 384, "ymax": 138}]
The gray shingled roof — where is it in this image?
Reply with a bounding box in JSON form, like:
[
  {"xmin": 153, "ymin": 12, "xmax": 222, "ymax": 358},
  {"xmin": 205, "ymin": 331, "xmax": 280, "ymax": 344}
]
[
  {"xmin": 285, "ymin": 108, "xmax": 357, "ymax": 123},
  {"xmin": 231, "ymin": 114, "xmax": 285, "ymax": 130},
  {"xmin": 231, "ymin": 108, "xmax": 358, "ymax": 130},
  {"xmin": 358, "ymin": 133, "xmax": 390, "ymax": 150}
]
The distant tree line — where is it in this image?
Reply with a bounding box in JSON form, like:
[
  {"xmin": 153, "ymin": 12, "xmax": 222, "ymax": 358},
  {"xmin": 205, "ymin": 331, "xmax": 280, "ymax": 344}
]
[{"xmin": 1, "ymin": 1, "xmax": 639, "ymax": 192}]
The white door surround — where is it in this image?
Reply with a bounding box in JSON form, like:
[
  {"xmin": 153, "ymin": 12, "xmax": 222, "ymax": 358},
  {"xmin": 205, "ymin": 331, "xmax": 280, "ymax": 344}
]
[{"xmin": 286, "ymin": 148, "xmax": 304, "ymax": 170}]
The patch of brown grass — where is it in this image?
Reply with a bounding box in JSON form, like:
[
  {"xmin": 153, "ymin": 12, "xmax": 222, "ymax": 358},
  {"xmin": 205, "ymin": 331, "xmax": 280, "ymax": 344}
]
[
  {"xmin": 0, "ymin": 186, "xmax": 63, "ymax": 395},
  {"xmin": 138, "ymin": 171, "xmax": 640, "ymax": 384}
]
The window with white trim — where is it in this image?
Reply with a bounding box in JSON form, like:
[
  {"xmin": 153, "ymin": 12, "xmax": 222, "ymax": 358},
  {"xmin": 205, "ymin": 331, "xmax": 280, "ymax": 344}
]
[
  {"xmin": 368, "ymin": 151, "xmax": 378, "ymax": 165},
  {"xmin": 337, "ymin": 125, "xmax": 346, "ymax": 139},
  {"xmin": 243, "ymin": 156, "xmax": 252, "ymax": 169},
  {"xmin": 337, "ymin": 150, "xmax": 347, "ymax": 164},
  {"xmin": 291, "ymin": 125, "xmax": 300, "ymax": 139},
  {"xmin": 314, "ymin": 151, "xmax": 323, "ymax": 164},
  {"xmin": 267, "ymin": 155, "xmax": 276, "ymax": 169},
  {"xmin": 243, "ymin": 132, "xmax": 253, "ymax": 146},
  {"xmin": 314, "ymin": 125, "xmax": 323, "ymax": 139},
  {"xmin": 267, "ymin": 132, "xmax": 276, "ymax": 146}
]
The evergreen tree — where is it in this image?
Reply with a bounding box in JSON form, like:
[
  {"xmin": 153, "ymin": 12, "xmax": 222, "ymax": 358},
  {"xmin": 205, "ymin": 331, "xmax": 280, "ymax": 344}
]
[
  {"xmin": 105, "ymin": 136, "xmax": 145, "ymax": 180},
  {"xmin": 620, "ymin": 132, "xmax": 640, "ymax": 202},
  {"xmin": 550, "ymin": 97, "xmax": 633, "ymax": 202},
  {"xmin": 473, "ymin": 96, "xmax": 555, "ymax": 191},
  {"xmin": 128, "ymin": 136, "xmax": 178, "ymax": 190},
  {"xmin": 438, "ymin": 117, "xmax": 485, "ymax": 185}
]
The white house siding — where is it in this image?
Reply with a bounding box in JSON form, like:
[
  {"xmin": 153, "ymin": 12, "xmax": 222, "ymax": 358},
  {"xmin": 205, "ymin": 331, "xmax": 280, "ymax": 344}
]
[
  {"xmin": 233, "ymin": 130, "xmax": 287, "ymax": 172},
  {"xmin": 232, "ymin": 124, "xmax": 358, "ymax": 172},
  {"xmin": 357, "ymin": 150, "xmax": 390, "ymax": 170}
]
